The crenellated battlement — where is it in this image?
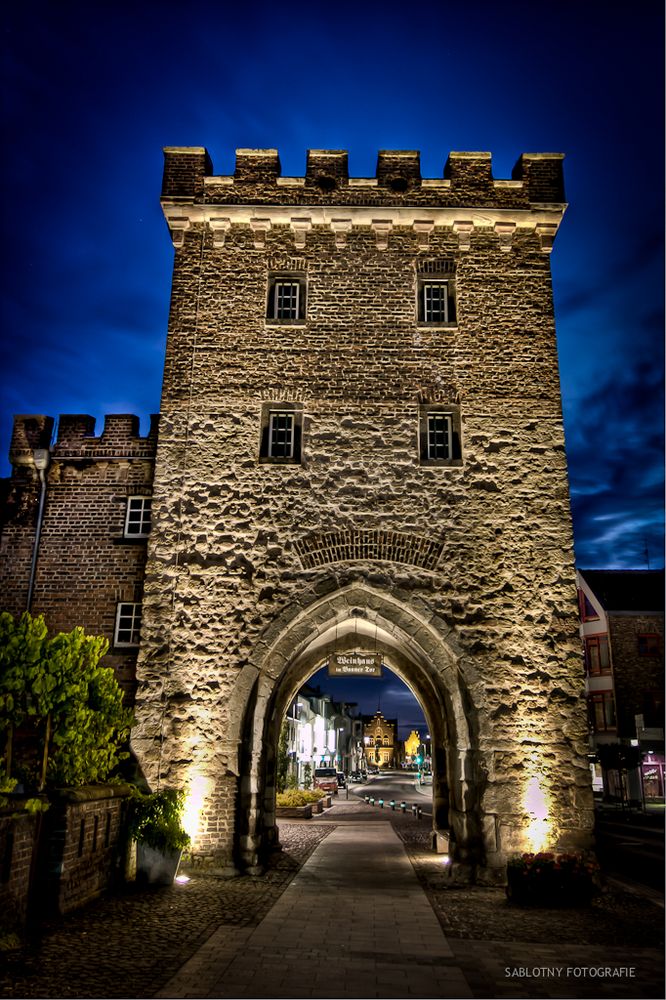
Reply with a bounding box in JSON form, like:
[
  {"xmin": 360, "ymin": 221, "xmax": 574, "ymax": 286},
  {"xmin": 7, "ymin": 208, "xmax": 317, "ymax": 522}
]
[
  {"xmin": 162, "ymin": 146, "xmax": 565, "ymax": 207},
  {"xmin": 8, "ymin": 414, "xmax": 159, "ymax": 469},
  {"xmin": 161, "ymin": 147, "xmax": 566, "ymax": 254}
]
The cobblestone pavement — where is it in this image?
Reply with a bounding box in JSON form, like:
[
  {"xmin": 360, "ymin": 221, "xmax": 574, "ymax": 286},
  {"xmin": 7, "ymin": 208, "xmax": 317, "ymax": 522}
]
[
  {"xmin": 2, "ymin": 797, "xmax": 664, "ymax": 999},
  {"xmin": 0, "ymin": 824, "xmax": 331, "ymax": 999}
]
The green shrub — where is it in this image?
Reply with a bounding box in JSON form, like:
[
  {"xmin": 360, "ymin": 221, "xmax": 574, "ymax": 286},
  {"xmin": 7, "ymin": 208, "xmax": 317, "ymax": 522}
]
[
  {"xmin": 276, "ymin": 790, "xmax": 311, "ymax": 808},
  {"xmin": 127, "ymin": 788, "xmax": 191, "ymax": 852}
]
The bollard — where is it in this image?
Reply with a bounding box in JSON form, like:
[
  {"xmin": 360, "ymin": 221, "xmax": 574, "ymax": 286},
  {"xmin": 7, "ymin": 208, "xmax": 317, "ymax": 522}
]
[
  {"xmin": 370, "ymin": 797, "xmax": 375, "ymax": 805},
  {"xmin": 378, "ymin": 798, "xmax": 384, "ymax": 808},
  {"xmin": 390, "ymin": 800, "xmax": 396, "ymax": 811},
  {"xmin": 417, "ymin": 806, "xmax": 422, "ymax": 818},
  {"xmin": 400, "ymin": 801, "xmax": 407, "ymax": 813},
  {"xmin": 412, "ymin": 804, "xmax": 417, "ymax": 815}
]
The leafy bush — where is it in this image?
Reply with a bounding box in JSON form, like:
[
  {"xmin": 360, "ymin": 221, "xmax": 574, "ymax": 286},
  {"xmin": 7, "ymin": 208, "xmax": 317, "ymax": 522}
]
[
  {"xmin": 0, "ymin": 612, "xmax": 133, "ymax": 790},
  {"xmin": 276, "ymin": 790, "xmax": 312, "ymax": 808},
  {"xmin": 127, "ymin": 788, "xmax": 191, "ymax": 852},
  {"xmin": 276, "ymin": 788, "xmax": 328, "ymax": 807}
]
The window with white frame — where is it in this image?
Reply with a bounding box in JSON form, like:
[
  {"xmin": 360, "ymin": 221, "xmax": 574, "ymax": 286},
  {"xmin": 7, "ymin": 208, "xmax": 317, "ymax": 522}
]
[
  {"xmin": 267, "ymin": 275, "xmax": 306, "ymax": 322},
  {"xmin": 114, "ymin": 603, "xmax": 142, "ymax": 647},
  {"xmin": 416, "ymin": 263, "xmax": 457, "ymax": 325},
  {"xmin": 124, "ymin": 496, "xmax": 152, "ymax": 537},
  {"xmin": 419, "ymin": 404, "xmax": 463, "ymax": 466},
  {"xmin": 259, "ymin": 403, "xmax": 303, "ymax": 463},
  {"xmin": 422, "ymin": 281, "xmax": 450, "ymax": 323}
]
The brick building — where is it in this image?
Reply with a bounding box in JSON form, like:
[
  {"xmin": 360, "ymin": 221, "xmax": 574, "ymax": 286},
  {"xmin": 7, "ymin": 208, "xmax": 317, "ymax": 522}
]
[
  {"xmin": 0, "ymin": 413, "xmax": 157, "ymax": 697},
  {"xmin": 1, "ymin": 145, "xmax": 594, "ymax": 881},
  {"xmin": 577, "ymin": 569, "xmax": 665, "ymax": 801}
]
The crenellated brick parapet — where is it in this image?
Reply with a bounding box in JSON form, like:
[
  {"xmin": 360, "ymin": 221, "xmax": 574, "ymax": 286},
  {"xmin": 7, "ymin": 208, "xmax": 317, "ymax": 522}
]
[
  {"xmin": 161, "ymin": 147, "xmax": 566, "ymax": 254},
  {"xmin": 53, "ymin": 414, "xmax": 159, "ymax": 460},
  {"xmin": 8, "ymin": 413, "xmax": 159, "ymax": 470},
  {"xmin": 161, "ymin": 145, "xmax": 565, "ymax": 205}
]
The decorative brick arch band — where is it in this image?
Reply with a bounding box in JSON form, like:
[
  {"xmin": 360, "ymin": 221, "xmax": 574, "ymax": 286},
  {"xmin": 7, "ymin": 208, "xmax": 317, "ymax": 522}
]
[{"xmin": 293, "ymin": 529, "xmax": 445, "ymax": 571}]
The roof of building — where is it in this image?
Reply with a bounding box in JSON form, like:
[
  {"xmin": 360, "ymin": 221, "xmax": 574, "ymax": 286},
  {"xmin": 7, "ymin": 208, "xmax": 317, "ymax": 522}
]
[{"xmin": 579, "ymin": 569, "xmax": 665, "ymax": 613}]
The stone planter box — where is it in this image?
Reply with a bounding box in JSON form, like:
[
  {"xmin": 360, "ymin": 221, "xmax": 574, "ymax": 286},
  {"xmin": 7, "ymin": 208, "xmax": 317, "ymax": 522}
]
[
  {"xmin": 321, "ymin": 795, "xmax": 332, "ymax": 809},
  {"xmin": 136, "ymin": 844, "xmax": 183, "ymax": 885},
  {"xmin": 275, "ymin": 804, "xmax": 312, "ymax": 819},
  {"xmin": 311, "ymin": 798, "xmax": 323, "ymax": 814}
]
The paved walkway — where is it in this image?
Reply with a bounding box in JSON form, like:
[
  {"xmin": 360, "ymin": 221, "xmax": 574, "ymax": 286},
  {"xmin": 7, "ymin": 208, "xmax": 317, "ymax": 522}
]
[{"xmin": 156, "ymin": 822, "xmax": 473, "ymax": 999}]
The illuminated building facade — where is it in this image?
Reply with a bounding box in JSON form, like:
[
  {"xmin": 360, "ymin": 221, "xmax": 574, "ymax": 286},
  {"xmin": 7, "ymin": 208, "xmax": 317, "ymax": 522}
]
[
  {"xmin": 363, "ymin": 711, "xmax": 397, "ymax": 768},
  {"xmin": 1, "ymin": 145, "xmax": 595, "ymax": 880}
]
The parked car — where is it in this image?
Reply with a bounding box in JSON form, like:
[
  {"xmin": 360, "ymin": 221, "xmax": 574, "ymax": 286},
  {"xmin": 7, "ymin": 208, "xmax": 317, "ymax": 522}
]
[
  {"xmin": 313, "ymin": 767, "xmax": 338, "ymax": 793},
  {"xmin": 350, "ymin": 771, "xmax": 363, "ymax": 783},
  {"xmin": 336, "ymin": 772, "xmax": 346, "ymax": 788}
]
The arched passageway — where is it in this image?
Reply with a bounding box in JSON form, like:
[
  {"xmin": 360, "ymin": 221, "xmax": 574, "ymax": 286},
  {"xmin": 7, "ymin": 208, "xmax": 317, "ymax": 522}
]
[{"xmin": 230, "ymin": 582, "xmax": 487, "ymax": 879}]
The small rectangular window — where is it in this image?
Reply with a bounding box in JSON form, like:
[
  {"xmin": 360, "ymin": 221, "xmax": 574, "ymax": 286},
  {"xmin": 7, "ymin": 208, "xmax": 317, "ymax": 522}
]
[
  {"xmin": 418, "ymin": 279, "xmax": 456, "ymax": 325},
  {"xmin": 124, "ymin": 496, "xmax": 152, "ymax": 537},
  {"xmin": 638, "ymin": 634, "xmax": 662, "ymax": 657},
  {"xmin": 585, "ymin": 636, "xmax": 611, "ymax": 676},
  {"xmin": 419, "ymin": 405, "xmax": 462, "ymax": 466},
  {"xmin": 423, "ymin": 282, "xmax": 448, "ymax": 323},
  {"xmin": 114, "ymin": 602, "xmax": 142, "ymax": 647},
  {"xmin": 427, "ymin": 414, "xmax": 452, "ymax": 460},
  {"xmin": 259, "ymin": 403, "xmax": 303, "ymax": 464},
  {"xmin": 269, "ymin": 412, "xmax": 294, "ymax": 459},
  {"xmin": 267, "ymin": 275, "xmax": 306, "ymax": 322},
  {"xmin": 588, "ymin": 692, "xmax": 616, "ymax": 732}
]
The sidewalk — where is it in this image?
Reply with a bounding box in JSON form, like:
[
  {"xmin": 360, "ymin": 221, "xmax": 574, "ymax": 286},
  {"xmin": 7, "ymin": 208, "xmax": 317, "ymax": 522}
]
[{"xmin": 156, "ymin": 822, "xmax": 473, "ymax": 999}]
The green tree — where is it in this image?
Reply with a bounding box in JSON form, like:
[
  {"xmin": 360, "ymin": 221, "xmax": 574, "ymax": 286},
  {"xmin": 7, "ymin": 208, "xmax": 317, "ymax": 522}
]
[
  {"xmin": 0, "ymin": 611, "xmax": 133, "ymax": 789},
  {"xmin": 0, "ymin": 611, "xmax": 48, "ymax": 779}
]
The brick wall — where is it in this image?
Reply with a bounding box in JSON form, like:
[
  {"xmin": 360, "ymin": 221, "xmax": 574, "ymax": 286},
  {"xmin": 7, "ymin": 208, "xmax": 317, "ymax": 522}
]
[
  {"xmin": 609, "ymin": 613, "xmax": 665, "ymax": 736},
  {"xmin": 36, "ymin": 785, "xmax": 131, "ymax": 915},
  {"xmin": 0, "ymin": 414, "xmax": 158, "ymax": 698},
  {"xmin": 0, "ymin": 809, "xmax": 39, "ymax": 936}
]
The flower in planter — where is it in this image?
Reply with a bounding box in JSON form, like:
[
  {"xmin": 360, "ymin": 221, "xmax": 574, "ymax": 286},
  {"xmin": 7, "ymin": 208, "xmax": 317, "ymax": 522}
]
[{"xmin": 506, "ymin": 851, "xmax": 600, "ymax": 906}]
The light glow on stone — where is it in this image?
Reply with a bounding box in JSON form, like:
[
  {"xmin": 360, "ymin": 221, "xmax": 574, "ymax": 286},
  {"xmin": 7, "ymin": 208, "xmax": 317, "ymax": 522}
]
[
  {"xmin": 523, "ymin": 775, "xmax": 551, "ymax": 852},
  {"xmin": 182, "ymin": 773, "xmax": 214, "ymax": 845}
]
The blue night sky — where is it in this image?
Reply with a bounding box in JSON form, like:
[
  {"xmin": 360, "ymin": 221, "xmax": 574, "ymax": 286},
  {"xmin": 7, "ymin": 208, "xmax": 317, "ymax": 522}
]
[{"xmin": 2, "ymin": 0, "xmax": 664, "ymax": 581}]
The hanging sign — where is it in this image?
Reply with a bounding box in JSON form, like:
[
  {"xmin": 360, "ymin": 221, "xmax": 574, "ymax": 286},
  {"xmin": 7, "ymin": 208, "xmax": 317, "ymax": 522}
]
[{"xmin": 328, "ymin": 652, "xmax": 382, "ymax": 677}]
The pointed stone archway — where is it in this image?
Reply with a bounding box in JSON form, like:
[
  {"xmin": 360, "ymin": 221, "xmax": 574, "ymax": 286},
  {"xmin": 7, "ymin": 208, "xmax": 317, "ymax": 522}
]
[{"xmin": 226, "ymin": 582, "xmax": 490, "ymax": 880}]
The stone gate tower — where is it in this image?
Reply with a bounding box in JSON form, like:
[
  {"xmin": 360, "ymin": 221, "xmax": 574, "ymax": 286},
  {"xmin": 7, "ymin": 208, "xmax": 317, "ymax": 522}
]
[{"xmin": 132, "ymin": 146, "xmax": 594, "ymax": 879}]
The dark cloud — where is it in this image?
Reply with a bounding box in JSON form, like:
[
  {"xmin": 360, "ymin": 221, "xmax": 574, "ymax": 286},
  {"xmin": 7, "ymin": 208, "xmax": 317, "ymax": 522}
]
[{"xmin": 566, "ymin": 359, "xmax": 664, "ymax": 568}]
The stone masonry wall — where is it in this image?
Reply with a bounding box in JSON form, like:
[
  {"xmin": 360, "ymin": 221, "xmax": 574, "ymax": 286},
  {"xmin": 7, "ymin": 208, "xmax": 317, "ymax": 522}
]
[
  {"xmin": 0, "ymin": 414, "xmax": 158, "ymax": 697},
  {"xmin": 133, "ymin": 147, "xmax": 593, "ymax": 868},
  {"xmin": 609, "ymin": 613, "xmax": 665, "ymax": 736}
]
